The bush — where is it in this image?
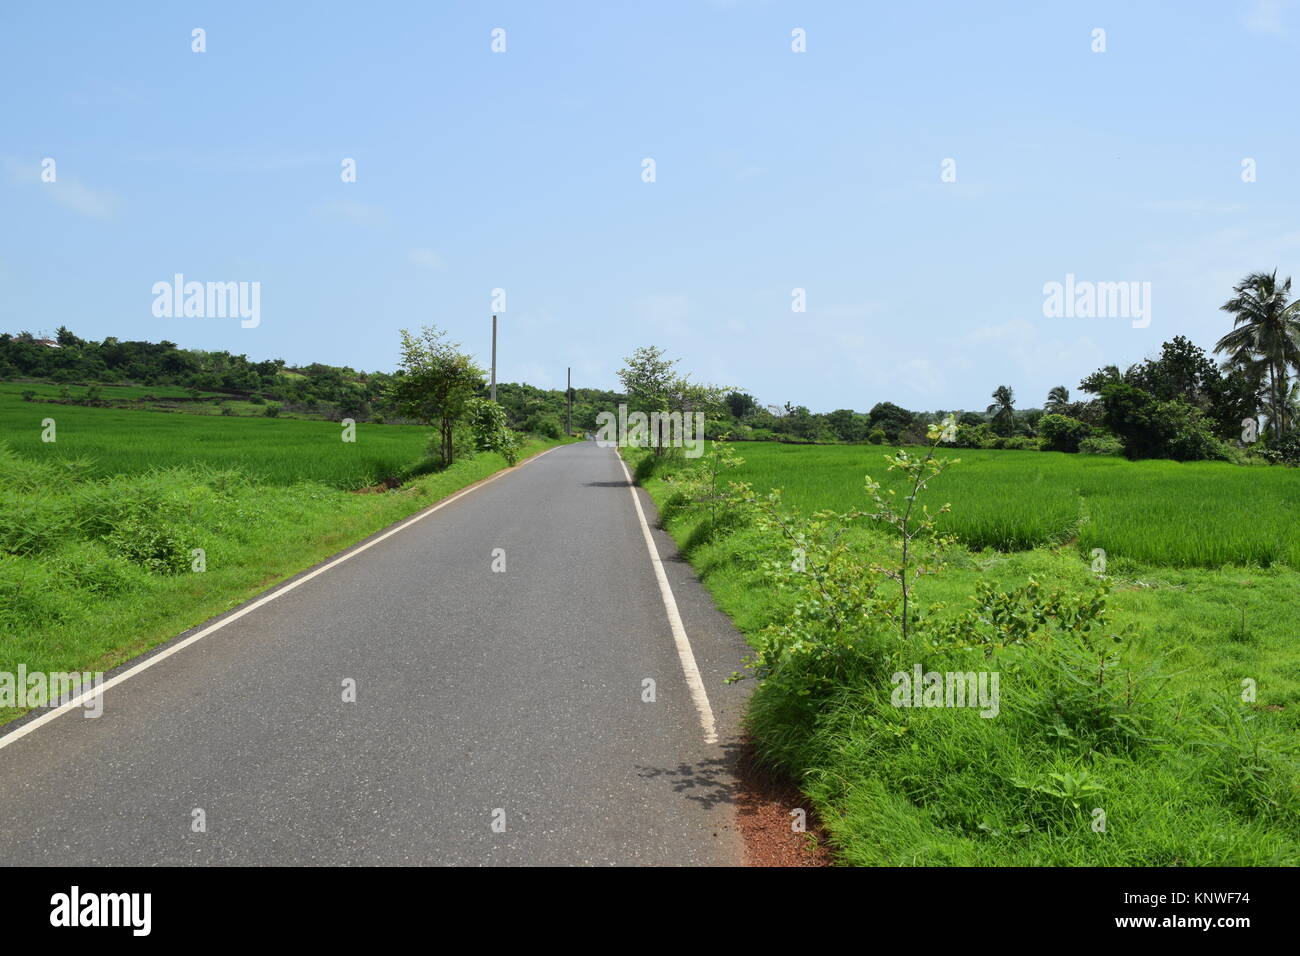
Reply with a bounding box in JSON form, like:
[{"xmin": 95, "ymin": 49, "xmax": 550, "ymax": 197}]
[
  {"xmin": 524, "ymin": 412, "xmax": 564, "ymax": 439},
  {"xmin": 1257, "ymin": 431, "xmax": 1300, "ymax": 466},
  {"xmin": 104, "ymin": 513, "xmax": 198, "ymax": 575},
  {"xmin": 465, "ymin": 398, "xmax": 522, "ymax": 465},
  {"xmin": 1038, "ymin": 414, "xmax": 1091, "ymax": 453},
  {"xmin": 1079, "ymin": 434, "xmax": 1124, "ymax": 456},
  {"xmin": 954, "ymin": 422, "xmax": 993, "ymax": 448},
  {"xmin": 1001, "ymin": 436, "xmax": 1034, "ymax": 450},
  {"xmin": 1161, "ymin": 401, "xmax": 1231, "ymax": 462},
  {"xmin": 263, "ymin": 403, "xmax": 281, "ymax": 418},
  {"xmin": 48, "ymin": 540, "xmax": 143, "ymax": 596},
  {"xmin": 867, "ymin": 428, "xmax": 886, "ymax": 445}
]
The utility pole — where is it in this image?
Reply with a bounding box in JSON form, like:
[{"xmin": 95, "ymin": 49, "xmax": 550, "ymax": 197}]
[
  {"xmin": 490, "ymin": 313, "xmax": 498, "ymax": 403},
  {"xmin": 566, "ymin": 367, "xmax": 572, "ymax": 436}
]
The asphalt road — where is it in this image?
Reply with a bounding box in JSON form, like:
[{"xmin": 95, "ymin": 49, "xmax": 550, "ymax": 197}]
[{"xmin": 0, "ymin": 442, "xmax": 754, "ymax": 865}]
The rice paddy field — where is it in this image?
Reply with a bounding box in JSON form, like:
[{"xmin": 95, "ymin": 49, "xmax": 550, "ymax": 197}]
[
  {"xmin": 0, "ymin": 393, "xmax": 429, "ymax": 489},
  {"xmin": 732, "ymin": 443, "xmax": 1300, "ymax": 569},
  {"xmin": 629, "ymin": 442, "xmax": 1300, "ymax": 866}
]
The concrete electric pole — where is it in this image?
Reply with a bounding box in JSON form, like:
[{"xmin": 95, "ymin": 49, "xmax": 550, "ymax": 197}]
[{"xmin": 490, "ymin": 313, "xmax": 498, "ymax": 403}]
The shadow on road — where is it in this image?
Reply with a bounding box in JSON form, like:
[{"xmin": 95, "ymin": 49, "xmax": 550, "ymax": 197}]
[{"xmin": 635, "ymin": 747, "xmax": 740, "ymax": 810}]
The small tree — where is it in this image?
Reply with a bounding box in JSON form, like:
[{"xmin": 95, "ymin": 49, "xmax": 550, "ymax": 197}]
[
  {"xmin": 466, "ymin": 397, "xmax": 521, "ymax": 465},
  {"xmin": 618, "ymin": 345, "xmax": 678, "ymax": 456},
  {"xmin": 858, "ymin": 418, "xmax": 958, "ymax": 641},
  {"xmin": 390, "ymin": 326, "xmax": 484, "ymax": 467},
  {"xmin": 617, "ymin": 345, "xmax": 725, "ymax": 456}
]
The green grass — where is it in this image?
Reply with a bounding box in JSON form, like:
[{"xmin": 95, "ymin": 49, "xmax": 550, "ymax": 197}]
[
  {"xmin": 731, "ymin": 443, "xmax": 1300, "ymax": 568},
  {"xmin": 630, "ymin": 444, "xmax": 1300, "ymax": 866},
  {"xmin": 1, "ymin": 394, "xmax": 429, "ymax": 488},
  {"xmin": 0, "ymin": 390, "xmax": 566, "ymax": 726}
]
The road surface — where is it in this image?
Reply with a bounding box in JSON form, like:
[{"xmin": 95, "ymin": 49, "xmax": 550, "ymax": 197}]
[{"xmin": 0, "ymin": 442, "xmax": 753, "ymax": 865}]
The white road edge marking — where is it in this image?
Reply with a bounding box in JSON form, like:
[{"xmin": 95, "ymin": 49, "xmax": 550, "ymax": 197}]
[
  {"xmin": 0, "ymin": 445, "xmax": 562, "ymax": 753},
  {"xmin": 617, "ymin": 453, "xmax": 719, "ymax": 745}
]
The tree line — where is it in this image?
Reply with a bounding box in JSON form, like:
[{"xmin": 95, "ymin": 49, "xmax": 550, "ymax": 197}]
[{"xmin": 8, "ymin": 268, "xmax": 1299, "ymax": 466}]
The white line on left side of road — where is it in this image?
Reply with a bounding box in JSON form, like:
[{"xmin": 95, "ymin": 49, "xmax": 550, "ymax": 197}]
[
  {"xmin": 617, "ymin": 453, "xmax": 719, "ymax": 745},
  {"xmin": 0, "ymin": 445, "xmax": 562, "ymax": 753}
]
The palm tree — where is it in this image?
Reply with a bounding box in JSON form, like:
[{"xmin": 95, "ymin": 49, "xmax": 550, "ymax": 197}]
[
  {"xmin": 1216, "ymin": 271, "xmax": 1300, "ymax": 440},
  {"xmin": 986, "ymin": 385, "xmax": 1016, "ymax": 436},
  {"xmin": 1045, "ymin": 386, "xmax": 1070, "ymax": 413}
]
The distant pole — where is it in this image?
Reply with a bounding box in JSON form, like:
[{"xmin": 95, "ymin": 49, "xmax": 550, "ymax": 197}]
[
  {"xmin": 566, "ymin": 367, "xmax": 572, "ymax": 436},
  {"xmin": 490, "ymin": 314, "xmax": 498, "ymax": 403}
]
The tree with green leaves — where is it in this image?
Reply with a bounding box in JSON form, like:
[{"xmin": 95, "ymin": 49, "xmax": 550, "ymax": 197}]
[
  {"xmin": 724, "ymin": 391, "xmax": 757, "ymax": 420},
  {"xmin": 617, "ymin": 345, "xmax": 725, "ymax": 456},
  {"xmin": 1045, "ymin": 386, "xmax": 1070, "ymax": 413},
  {"xmin": 389, "ymin": 326, "xmax": 484, "ymax": 467},
  {"xmin": 1215, "ymin": 271, "xmax": 1300, "ymax": 440},
  {"xmin": 617, "ymin": 345, "xmax": 676, "ymax": 454},
  {"xmin": 986, "ymin": 385, "xmax": 1017, "ymax": 436}
]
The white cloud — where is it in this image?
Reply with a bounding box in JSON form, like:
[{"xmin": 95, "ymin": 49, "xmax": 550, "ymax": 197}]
[
  {"xmin": 408, "ymin": 248, "xmax": 447, "ymax": 271},
  {"xmin": 961, "ymin": 318, "xmax": 1104, "ymax": 383},
  {"xmin": 632, "ymin": 294, "xmax": 691, "ymax": 334},
  {"xmin": 1245, "ymin": 0, "xmax": 1288, "ymax": 34},
  {"xmin": 5, "ymin": 158, "xmax": 119, "ymax": 218},
  {"xmin": 318, "ymin": 199, "xmax": 388, "ymax": 227}
]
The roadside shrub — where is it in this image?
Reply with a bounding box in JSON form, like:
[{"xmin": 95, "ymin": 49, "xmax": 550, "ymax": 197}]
[
  {"xmin": 103, "ymin": 512, "xmax": 199, "ymax": 575},
  {"xmin": 1079, "ymin": 434, "xmax": 1124, "ymax": 456},
  {"xmin": 424, "ymin": 422, "xmax": 478, "ymax": 469},
  {"xmin": 0, "ymin": 558, "xmax": 70, "ymax": 630},
  {"xmin": 48, "ymin": 540, "xmax": 144, "ymax": 596},
  {"xmin": 0, "ymin": 498, "xmax": 78, "ymax": 557},
  {"xmin": 465, "ymin": 397, "xmax": 522, "ymax": 465},
  {"xmin": 1038, "ymin": 414, "xmax": 1091, "ymax": 453},
  {"xmin": 661, "ymin": 439, "xmax": 747, "ymax": 549}
]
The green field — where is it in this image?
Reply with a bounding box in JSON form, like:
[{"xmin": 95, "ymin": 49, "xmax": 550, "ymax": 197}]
[
  {"xmin": 1, "ymin": 395, "xmax": 430, "ymax": 488},
  {"xmin": 631, "ymin": 443, "xmax": 1300, "ymax": 866},
  {"xmin": 0, "ymin": 390, "xmax": 564, "ymax": 726},
  {"xmin": 731, "ymin": 442, "xmax": 1300, "ymax": 568}
]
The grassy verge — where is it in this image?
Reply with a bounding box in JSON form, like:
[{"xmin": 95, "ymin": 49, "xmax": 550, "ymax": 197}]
[
  {"xmin": 626, "ymin": 444, "xmax": 1300, "ymax": 866},
  {"xmin": 1, "ymin": 437, "xmax": 566, "ymax": 727}
]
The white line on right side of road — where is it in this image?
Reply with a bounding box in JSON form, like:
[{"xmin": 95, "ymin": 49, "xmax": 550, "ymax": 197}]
[{"xmin": 617, "ymin": 453, "xmax": 719, "ymax": 745}]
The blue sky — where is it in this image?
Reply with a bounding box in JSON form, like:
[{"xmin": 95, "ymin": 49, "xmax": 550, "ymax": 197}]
[{"xmin": 4, "ymin": 0, "xmax": 1300, "ymax": 413}]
